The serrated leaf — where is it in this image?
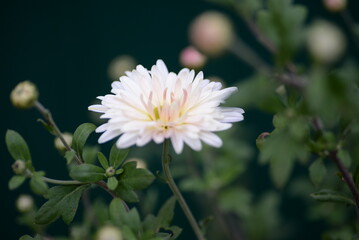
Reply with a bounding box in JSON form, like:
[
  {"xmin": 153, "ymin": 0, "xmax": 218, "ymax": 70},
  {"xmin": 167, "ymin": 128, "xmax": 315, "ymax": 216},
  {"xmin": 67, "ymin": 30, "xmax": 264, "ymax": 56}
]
[
  {"xmin": 107, "ymin": 176, "xmax": 118, "ymax": 190},
  {"xmin": 157, "ymin": 196, "xmax": 176, "ymax": 228},
  {"xmin": 30, "ymin": 174, "xmax": 48, "ymax": 195},
  {"xmin": 5, "ymin": 130, "xmax": 31, "ymax": 162},
  {"xmin": 309, "ymin": 159, "xmax": 327, "ymax": 187},
  {"xmin": 110, "ymin": 144, "xmax": 129, "ymax": 169},
  {"xmin": 9, "ymin": 175, "xmax": 26, "ymax": 190},
  {"xmin": 71, "ymin": 123, "xmax": 96, "ymax": 158},
  {"xmin": 120, "ymin": 162, "xmax": 155, "ymax": 190},
  {"xmin": 97, "ymin": 152, "xmax": 109, "ymax": 169},
  {"xmin": 70, "ymin": 164, "xmax": 105, "ymax": 182},
  {"xmin": 310, "ymin": 189, "xmax": 355, "ymax": 206},
  {"xmin": 35, "ymin": 184, "xmax": 90, "ymax": 224}
]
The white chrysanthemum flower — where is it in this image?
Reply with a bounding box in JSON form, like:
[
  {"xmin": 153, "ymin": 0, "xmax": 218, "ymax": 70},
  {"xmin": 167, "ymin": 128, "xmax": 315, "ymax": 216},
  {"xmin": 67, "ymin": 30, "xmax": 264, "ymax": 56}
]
[{"xmin": 89, "ymin": 60, "xmax": 244, "ymax": 154}]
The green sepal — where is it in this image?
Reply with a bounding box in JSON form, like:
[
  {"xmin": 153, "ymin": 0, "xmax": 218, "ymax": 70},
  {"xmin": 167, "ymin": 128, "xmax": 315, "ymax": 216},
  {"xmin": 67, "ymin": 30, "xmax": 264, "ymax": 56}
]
[
  {"xmin": 5, "ymin": 130, "xmax": 31, "ymax": 162},
  {"xmin": 310, "ymin": 189, "xmax": 355, "ymax": 206},
  {"xmin": 70, "ymin": 164, "xmax": 105, "ymax": 182},
  {"xmin": 30, "ymin": 172, "xmax": 48, "ymax": 195},
  {"xmin": 9, "ymin": 175, "xmax": 26, "ymax": 190},
  {"xmin": 71, "ymin": 123, "xmax": 96, "ymax": 158},
  {"xmin": 97, "ymin": 152, "xmax": 109, "ymax": 169},
  {"xmin": 35, "ymin": 184, "xmax": 90, "ymax": 225},
  {"xmin": 110, "ymin": 144, "xmax": 129, "ymax": 169},
  {"xmin": 107, "ymin": 176, "xmax": 119, "ymax": 190}
]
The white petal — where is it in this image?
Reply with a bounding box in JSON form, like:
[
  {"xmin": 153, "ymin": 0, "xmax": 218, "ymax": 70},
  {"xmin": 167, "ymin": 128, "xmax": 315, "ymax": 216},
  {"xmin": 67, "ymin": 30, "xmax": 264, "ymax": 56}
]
[
  {"xmin": 184, "ymin": 137, "xmax": 202, "ymax": 151},
  {"xmin": 116, "ymin": 133, "xmax": 138, "ymax": 148},
  {"xmin": 89, "ymin": 104, "xmax": 108, "ymax": 113},
  {"xmin": 200, "ymin": 132, "xmax": 222, "ymax": 147},
  {"xmin": 96, "ymin": 123, "xmax": 109, "ymax": 133},
  {"xmin": 221, "ymin": 107, "xmax": 245, "ymax": 122},
  {"xmin": 98, "ymin": 129, "xmax": 122, "ymax": 143},
  {"xmin": 171, "ymin": 133, "xmax": 184, "ymax": 154}
]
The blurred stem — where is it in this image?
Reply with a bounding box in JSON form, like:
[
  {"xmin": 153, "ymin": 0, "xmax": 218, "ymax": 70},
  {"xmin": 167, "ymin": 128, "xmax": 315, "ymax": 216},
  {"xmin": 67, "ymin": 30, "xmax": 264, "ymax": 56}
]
[
  {"xmin": 228, "ymin": 37, "xmax": 271, "ymax": 74},
  {"xmin": 162, "ymin": 140, "xmax": 206, "ymax": 240},
  {"xmin": 34, "ymin": 101, "xmax": 82, "ymax": 164},
  {"xmin": 328, "ymin": 150, "xmax": 359, "ymax": 221}
]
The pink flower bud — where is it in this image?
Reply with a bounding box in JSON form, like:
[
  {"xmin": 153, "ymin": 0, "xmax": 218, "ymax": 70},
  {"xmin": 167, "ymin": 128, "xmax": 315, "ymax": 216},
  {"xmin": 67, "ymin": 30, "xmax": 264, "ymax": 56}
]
[
  {"xmin": 323, "ymin": 0, "xmax": 347, "ymax": 12},
  {"xmin": 179, "ymin": 46, "xmax": 207, "ymax": 69}
]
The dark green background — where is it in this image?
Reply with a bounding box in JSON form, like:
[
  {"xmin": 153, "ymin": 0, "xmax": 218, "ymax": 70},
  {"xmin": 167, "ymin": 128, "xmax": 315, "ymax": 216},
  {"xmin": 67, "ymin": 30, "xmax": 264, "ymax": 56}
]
[{"xmin": 1, "ymin": 0, "xmax": 357, "ymax": 239}]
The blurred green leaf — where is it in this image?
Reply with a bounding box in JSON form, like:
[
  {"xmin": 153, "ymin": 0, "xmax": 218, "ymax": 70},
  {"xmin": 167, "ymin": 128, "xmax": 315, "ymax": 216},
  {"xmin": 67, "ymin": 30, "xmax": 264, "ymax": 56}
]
[
  {"xmin": 114, "ymin": 182, "xmax": 139, "ymax": 203},
  {"xmin": 157, "ymin": 196, "xmax": 176, "ymax": 228},
  {"xmin": 309, "ymin": 158, "xmax": 327, "ymax": 187},
  {"xmin": 107, "ymin": 176, "xmax": 119, "ymax": 190},
  {"xmin": 19, "ymin": 235, "xmax": 43, "ymax": 240},
  {"xmin": 83, "ymin": 145, "xmax": 100, "ymax": 164},
  {"xmin": 64, "ymin": 150, "xmax": 76, "ymax": 164},
  {"xmin": 109, "ymin": 198, "xmax": 141, "ymax": 233},
  {"xmin": 70, "ymin": 164, "xmax": 105, "ymax": 182},
  {"xmin": 30, "ymin": 172, "xmax": 48, "ymax": 195},
  {"xmin": 5, "ymin": 130, "xmax": 31, "ymax": 162},
  {"xmin": 37, "ymin": 119, "xmax": 56, "ymax": 135},
  {"xmin": 121, "ymin": 226, "xmax": 137, "ymax": 240},
  {"xmin": 8, "ymin": 175, "xmax": 26, "ymax": 190},
  {"xmin": 310, "ymin": 189, "xmax": 355, "ymax": 206},
  {"xmin": 219, "ymin": 187, "xmax": 252, "ymax": 218},
  {"xmin": 35, "ymin": 184, "xmax": 90, "ymax": 224},
  {"xmin": 71, "ymin": 123, "xmax": 96, "ymax": 158},
  {"xmin": 338, "ymin": 150, "xmax": 351, "ymax": 168},
  {"xmin": 110, "ymin": 144, "xmax": 129, "ymax": 169},
  {"xmin": 97, "ymin": 152, "xmax": 109, "ymax": 169}
]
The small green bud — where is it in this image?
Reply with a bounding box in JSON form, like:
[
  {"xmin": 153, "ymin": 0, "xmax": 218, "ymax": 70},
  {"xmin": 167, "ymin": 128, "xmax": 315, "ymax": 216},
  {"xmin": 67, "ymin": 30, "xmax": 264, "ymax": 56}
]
[
  {"xmin": 105, "ymin": 166, "xmax": 116, "ymax": 177},
  {"xmin": 10, "ymin": 81, "xmax": 39, "ymax": 109},
  {"xmin": 12, "ymin": 160, "xmax": 26, "ymax": 175},
  {"xmin": 16, "ymin": 194, "xmax": 34, "ymax": 213}
]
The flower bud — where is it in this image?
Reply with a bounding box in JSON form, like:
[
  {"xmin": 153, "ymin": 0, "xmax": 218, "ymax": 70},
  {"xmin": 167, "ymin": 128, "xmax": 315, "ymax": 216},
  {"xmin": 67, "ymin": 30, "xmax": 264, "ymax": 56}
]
[
  {"xmin": 306, "ymin": 20, "xmax": 346, "ymax": 64},
  {"xmin": 16, "ymin": 194, "xmax": 34, "ymax": 213},
  {"xmin": 323, "ymin": 0, "xmax": 347, "ymax": 12},
  {"xmin": 12, "ymin": 160, "xmax": 26, "ymax": 175},
  {"xmin": 108, "ymin": 55, "xmax": 137, "ymax": 81},
  {"xmin": 189, "ymin": 11, "xmax": 234, "ymax": 56},
  {"xmin": 179, "ymin": 46, "xmax": 207, "ymax": 69},
  {"xmin": 54, "ymin": 132, "xmax": 73, "ymax": 152},
  {"xmin": 10, "ymin": 81, "xmax": 38, "ymax": 109},
  {"xmin": 96, "ymin": 225, "xmax": 123, "ymax": 240},
  {"xmin": 256, "ymin": 132, "xmax": 270, "ymax": 151},
  {"xmin": 126, "ymin": 158, "xmax": 147, "ymax": 169}
]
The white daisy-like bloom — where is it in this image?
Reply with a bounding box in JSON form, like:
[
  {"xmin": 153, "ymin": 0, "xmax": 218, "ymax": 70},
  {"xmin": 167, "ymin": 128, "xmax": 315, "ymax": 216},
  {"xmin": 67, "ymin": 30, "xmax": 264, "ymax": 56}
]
[{"xmin": 89, "ymin": 60, "xmax": 244, "ymax": 154}]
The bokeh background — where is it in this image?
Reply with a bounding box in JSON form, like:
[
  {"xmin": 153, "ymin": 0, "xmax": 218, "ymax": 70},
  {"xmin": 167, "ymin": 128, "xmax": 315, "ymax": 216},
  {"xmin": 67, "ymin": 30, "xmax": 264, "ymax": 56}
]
[{"xmin": 1, "ymin": 0, "xmax": 359, "ymax": 239}]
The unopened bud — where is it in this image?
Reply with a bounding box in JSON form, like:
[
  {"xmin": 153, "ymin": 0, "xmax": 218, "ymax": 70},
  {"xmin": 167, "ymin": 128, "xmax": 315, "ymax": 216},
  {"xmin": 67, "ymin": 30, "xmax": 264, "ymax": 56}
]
[
  {"xmin": 256, "ymin": 132, "xmax": 270, "ymax": 151},
  {"xmin": 54, "ymin": 132, "xmax": 73, "ymax": 152},
  {"xmin": 96, "ymin": 225, "xmax": 123, "ymax": 240},
  {"xmin": 106, "ymin": 166, "xmax": 116, "ymax": 177},
  {"xmin": 189, "ymin": 11, "xmax": 234, "ymax": 56},
  {"xmin": 179, "ymin": 46, "xmax": 207, "ymax": 69},
  {"xmin": 307, "ymin": 20, "xmax": 346, "ymax": 64},
  {"xmin": 108, "ymin": 55, "xmax": 137, "ymax": 81},
  {"xmin": 16, "ymin": 194, "xmax": 34, "ymax": 212},
  {"xmin": 126, "ymin": 158, "xmax": 147, "ymax": 169},
  {"xmin": 323, "ymin": 0, "xmax": 347, "ymax": 12},
  {"xmin": 12, "ymin": 160, "xmax": 26, "ymax": 175},
  {"xmin": 10, "ymin": 81, "xmax": 38, "ymax": 109}
]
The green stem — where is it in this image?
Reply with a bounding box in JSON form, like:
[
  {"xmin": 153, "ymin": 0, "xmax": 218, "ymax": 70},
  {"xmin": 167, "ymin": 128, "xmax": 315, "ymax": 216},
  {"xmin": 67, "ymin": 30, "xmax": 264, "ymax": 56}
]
[
  {"xmin": 42, "ymin": 177, "xmax": 82, "ymax": 185},
  {"xmin": 162, "ymin": 140, "xmax": 206, "ymax": 240}
]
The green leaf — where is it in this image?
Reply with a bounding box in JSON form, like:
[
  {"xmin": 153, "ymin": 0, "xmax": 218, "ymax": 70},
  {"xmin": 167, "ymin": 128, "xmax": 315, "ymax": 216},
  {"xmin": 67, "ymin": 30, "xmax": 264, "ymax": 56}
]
[
  {"xmin": 30, "ymin": 173, "xmax": 48, "ymax": 195},
  {"xmin": 338, "ymin": 150, "xmax": 351, "ymax": 168},
  {"xmin": 35, "ymin": 184, "xmax": 90, "ymax": 224},
  {"xmin": 109, "ymin": 198, "xmax": 141, "ymax": 233},
  {"xmin": 121, "ymin": 226, "xmax": 138, "ymax": 240},
  {"xmin": 310, "ymin": 189, "xmax": 355, "ymax": 206},
  {"xmin": 107, "ymin": 176, "xmax": 119, "ymax": 190},
  {"xmin": 218, "ymin": 187, "xmax": 252, "ymax": 218},
  {"xmin": 269, "ymin": 152, "xmax": 295, "ymax": 189},
  {"xmin": 70, "ymin": 164, "xmax": 105, "ymax": 182},
  {"xmin": 120, "ymin": 162, "xmax": 155, "ymax": 190},
  {"xmin": 37, "ymin": 119, "xmax": 56, "ymax": 135},
  {"xmin": 157, "ymin": 196, "xmax": 176, "ymax": 228},
  {"xmin": 114, "ymin": 182, "xmax": 139, "ymax": 203},
  {"xmin": 165, "ymin": 226, "xmax": 182, "ymax": 240},
  {"xmin": 9, "ymin": 175, "xmax": 26, "ymax": 190},
  {"xmin": 110, "ymin": 144, "xmax": 129, "ymax": 168},
  {"xmin": 71, "ymin": 123, "xmax": 96, "ymax": 158},
  {"xmin": 64, "ymin": 150, "xmax": 76, "ymax": 164},
  {"xmin": 5, "ymin": 130, "xmax": 31, "ymax": 161},
  {"xmin": 19, "ymin": 235, "xmax": 43, "ymax": 240},
  {"xmin": 309, "ymin": 159, "xmax": 327, "ymax": 187},
  {"xmin": 83, "ymin": 145, "xmax": 100, "ymax": 164},
  {"xmin": 98, "ymin": 152, "xmax": 109, "ymax": 169}
]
